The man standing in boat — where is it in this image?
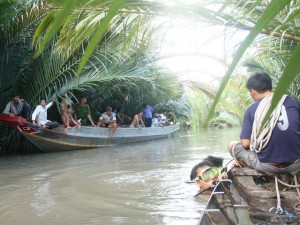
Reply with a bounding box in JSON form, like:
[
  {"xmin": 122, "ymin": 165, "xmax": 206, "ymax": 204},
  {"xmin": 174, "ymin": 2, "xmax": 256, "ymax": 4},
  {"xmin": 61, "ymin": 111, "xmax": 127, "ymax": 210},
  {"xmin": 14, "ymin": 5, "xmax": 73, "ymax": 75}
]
[
  {"xmin": 32, "ymin": 98, "xmax": 59, "ymax": 129},
  {"xmin": 3, "ymin": 92, "xmax": 30, "ymax": 118},
  {"xmin": 74, "ymin": 96, "xmax": 96, "ymax": 127},
  {"xmin": 142, "ymin": 103, "xmax": 153, "ymax": 127},
  {"xmin": 97, "ymin": 106, "xmax": 117, "ymax": 138},
  {"xmin": 228, "ymin": 72, "xmax": 300, "ymax": 175}
]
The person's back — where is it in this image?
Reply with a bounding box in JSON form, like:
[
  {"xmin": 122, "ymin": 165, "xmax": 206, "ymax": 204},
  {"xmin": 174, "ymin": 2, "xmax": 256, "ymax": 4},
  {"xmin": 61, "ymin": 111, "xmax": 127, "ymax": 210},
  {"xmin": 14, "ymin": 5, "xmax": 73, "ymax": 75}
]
[
  {"xmin": 242, "ymin": 96, "xmax": 300, "ymax": 163},
  {"xmin": 229, "ymin": 72, "xmax": 300, "ymax": 175}
]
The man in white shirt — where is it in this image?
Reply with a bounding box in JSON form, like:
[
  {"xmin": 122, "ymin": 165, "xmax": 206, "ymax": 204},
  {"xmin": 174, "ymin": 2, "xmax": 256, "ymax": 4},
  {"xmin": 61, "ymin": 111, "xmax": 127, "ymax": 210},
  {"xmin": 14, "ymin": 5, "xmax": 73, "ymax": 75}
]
[
  {"xmin": 32, "ymin": 99, "xmax": 59, "ymax": 129},
  {"xmin": 160, "ymin": 111, "xmax": 168, "ymax": 124}
]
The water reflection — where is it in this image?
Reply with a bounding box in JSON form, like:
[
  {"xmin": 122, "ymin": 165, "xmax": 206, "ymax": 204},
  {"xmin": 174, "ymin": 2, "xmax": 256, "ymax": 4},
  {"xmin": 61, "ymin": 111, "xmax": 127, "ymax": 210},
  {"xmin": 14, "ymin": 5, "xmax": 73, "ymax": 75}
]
[{"xmin": 0, "ymin": 128, "xmax": 240, "ymax": 225}]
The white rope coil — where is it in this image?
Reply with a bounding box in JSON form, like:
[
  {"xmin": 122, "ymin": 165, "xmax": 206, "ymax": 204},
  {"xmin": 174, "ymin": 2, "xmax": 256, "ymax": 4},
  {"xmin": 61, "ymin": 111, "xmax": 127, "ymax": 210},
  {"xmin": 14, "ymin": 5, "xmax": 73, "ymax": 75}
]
[{"xmin": 250, "ymin": 93, "xmax": 287, "ymax": 153}]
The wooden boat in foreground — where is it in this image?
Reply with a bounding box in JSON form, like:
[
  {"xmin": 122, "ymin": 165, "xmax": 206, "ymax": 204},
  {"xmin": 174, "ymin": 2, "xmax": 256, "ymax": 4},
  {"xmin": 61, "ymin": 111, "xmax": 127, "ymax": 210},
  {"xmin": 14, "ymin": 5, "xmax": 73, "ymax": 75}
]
[
  {"xmin": 0, "ymin": 114, "xmax": 180, "ymax": 152},
  {"xmin": 199, "ymin": 167, "xmax": 300, "ymax": 225}
]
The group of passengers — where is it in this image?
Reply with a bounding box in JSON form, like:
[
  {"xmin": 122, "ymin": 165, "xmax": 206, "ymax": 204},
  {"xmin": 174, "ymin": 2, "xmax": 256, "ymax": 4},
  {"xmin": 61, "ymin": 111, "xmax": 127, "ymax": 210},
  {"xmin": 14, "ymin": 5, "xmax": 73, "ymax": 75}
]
[
  {"xmin": 189, "ymin": 72, "xmax": 299, "ymax": 192},
  {"xmin": 129, "ymin": 104, "xmax": 177, "ymax": 128},
  {"xmin": 2, "ymin": 93, "xmax": 177, "ymax": 138}
]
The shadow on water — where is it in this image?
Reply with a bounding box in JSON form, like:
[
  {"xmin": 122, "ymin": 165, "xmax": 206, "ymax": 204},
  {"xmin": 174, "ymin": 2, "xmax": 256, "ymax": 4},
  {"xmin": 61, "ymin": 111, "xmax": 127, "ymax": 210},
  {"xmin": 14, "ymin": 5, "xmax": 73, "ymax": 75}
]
[{"xmin": 0, "ymin": 127, "xmax": 240, "ymax": 225}]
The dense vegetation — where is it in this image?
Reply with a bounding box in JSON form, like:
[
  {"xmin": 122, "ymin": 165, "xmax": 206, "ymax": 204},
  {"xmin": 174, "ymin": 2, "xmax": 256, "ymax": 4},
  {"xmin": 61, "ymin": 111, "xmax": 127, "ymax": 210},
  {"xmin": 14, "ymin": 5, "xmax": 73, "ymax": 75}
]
[{"xmin": 1, "ymin": 0, "xmax": 299, "ymax": 154}]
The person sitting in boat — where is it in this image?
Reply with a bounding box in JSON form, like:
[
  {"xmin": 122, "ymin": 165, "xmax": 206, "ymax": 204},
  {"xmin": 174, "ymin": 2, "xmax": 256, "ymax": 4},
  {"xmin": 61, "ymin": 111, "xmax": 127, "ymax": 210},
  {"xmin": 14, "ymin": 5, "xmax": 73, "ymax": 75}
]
[
  {"xmin": 168, "ymin": 111, "xmax": 177, "ymax": 125},
  {"xmin": 228, "ymin": 72, "xmax": 300, "ymax": 176},
  {"xmin": 97, "ymin": 106, "xmax": 117, "ymax": 138},
  {"xmin": 115, "ymin": 108, "xmax": 131, "ymax": 127},
  {"xmin": 129, "ymin": 111, "xmax": 145, "ymax": 128},
  {"xmin": 73, "ymin": 96, "xmax": 95, "ymax": 127},
  {"xmin": 190, "ymin": 156, "xmax": 228, "ymax": 191},
  {"xmin": 65, "ymin": 105, "xmax": 81, "ymax": 129},
  {"xmin": 160, "ymin": 111, "xmax": 168, "ymax": 125},
  {"xmin": 31, "ymin": 98, "xmax": 59, "ymax": 129},
  {"xmin": 153, "ymin": 114, "xmax": 164, "ymax": 127},
  {"xmin": 3, "ymin": 91, "xmax": 30, "ymax": 119}
]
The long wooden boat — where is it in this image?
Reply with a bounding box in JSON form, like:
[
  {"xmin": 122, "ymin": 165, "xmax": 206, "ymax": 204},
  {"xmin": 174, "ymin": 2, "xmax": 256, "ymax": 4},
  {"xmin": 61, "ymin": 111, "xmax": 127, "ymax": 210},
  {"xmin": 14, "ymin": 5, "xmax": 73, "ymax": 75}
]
[
  {"xmin": 199, "ymin": 167, "xmax": 300, "ymax": 225},
  {"xmin": 0, "ymin": 114, "xmax": 180, "ymax": 152}
]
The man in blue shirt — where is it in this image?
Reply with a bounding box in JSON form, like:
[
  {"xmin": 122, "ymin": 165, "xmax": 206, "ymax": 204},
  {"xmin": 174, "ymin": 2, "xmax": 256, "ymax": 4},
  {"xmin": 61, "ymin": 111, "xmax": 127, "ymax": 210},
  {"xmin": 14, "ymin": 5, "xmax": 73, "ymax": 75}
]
[
  {"xmin": 228, "ymin": 72, "xmax": 300, "ymax": 175},
  {"xmin": 142, "ymin": 103, "xmax": 153, "ymax": 127}
]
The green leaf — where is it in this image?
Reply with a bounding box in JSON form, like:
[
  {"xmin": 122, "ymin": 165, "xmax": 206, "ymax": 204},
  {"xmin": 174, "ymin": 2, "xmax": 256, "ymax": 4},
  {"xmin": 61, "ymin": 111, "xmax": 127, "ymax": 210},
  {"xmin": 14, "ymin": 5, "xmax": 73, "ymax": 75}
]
[
  {"xmin": 77, "ymin": 0, "xmax": 125, "ymax": 75},
  {"xmin": 205, "ymin": 0, "xmax": 291, "ymax": 127},
  {"xmin": 33, "ymin": 0, "xmax": 81, "ymax": 58},
  {"xmin": 262, "ymin": 43, "xmax": 300, "ymax": 126}
]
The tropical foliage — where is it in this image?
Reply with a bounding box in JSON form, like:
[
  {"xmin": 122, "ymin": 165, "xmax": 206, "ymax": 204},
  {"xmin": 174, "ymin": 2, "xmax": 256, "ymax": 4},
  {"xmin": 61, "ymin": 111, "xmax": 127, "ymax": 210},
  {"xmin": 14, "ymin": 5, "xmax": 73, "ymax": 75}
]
[
  {"xmin": 0, "ymin": 0, "xmax": 183, "ymax": 154},
  {"xmin": 1, "ymin": 0, "xmax": 300, "ymax": 153}
]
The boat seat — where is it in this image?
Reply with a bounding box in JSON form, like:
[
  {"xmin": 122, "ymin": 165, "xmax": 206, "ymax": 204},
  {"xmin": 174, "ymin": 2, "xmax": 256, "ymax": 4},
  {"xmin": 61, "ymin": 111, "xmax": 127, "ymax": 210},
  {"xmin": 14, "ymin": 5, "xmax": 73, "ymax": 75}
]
[
  {"xmin": 231, "ymin": 168, "xmax": 265, "ymax": 176},
  {"xmin": 230, "ymin": 168, "xmax": 276, "ymax": 198}
]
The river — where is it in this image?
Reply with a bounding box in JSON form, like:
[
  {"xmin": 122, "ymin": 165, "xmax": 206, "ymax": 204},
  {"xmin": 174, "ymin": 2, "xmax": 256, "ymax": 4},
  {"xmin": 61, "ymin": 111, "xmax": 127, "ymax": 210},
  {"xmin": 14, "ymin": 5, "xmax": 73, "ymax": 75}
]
[{"xmin": 0, "ymin": 128, "xmax": 240, "ymax": 225}]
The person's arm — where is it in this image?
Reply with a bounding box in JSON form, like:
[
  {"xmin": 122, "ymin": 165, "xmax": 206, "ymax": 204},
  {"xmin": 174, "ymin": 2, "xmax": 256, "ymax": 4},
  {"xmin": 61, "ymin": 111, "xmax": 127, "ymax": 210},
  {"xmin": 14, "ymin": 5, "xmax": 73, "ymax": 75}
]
[
  {"xmin": 87, "ymin": 115, "xmax": 95, "ymax": 127},
  {"xmin": 64, "ymin": 113, "xmax": 71, "ymax": 128},
  {"xmin": 70, "ymin": 115, "xmax": 81, "ymax": 129},
  {"xmin": 3, "ymin": 102, "xmax": 14, "ymax": 117},
  {"xmin": 241, "ymin": 139, "xmax": 250, "ymax": 149},
  {"xmin": 140, "ymin": 117, "xmax": 145, "ymax": 127},
  {"xmin": 240, "ymin": 107, "xmax": 253, "ymax": 150},
  {"xmin": 122, "ymin": 113, "xmax": 131, "ymax": 120},
  {"xmin": 45, "ymin": 102, "xmax": 53, "ymax": 110}
]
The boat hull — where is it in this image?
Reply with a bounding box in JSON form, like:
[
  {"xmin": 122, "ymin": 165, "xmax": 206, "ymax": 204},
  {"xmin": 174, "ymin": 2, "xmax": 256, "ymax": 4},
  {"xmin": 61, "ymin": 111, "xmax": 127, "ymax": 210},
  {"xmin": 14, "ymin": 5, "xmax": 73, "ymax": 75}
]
[
  {"xmin": 199, "ymin": 168, "xmax": 300, "ymax": 225},
  {"xmin": 0, "ymin": 114, "xmax": 180, "ymax": 152}
]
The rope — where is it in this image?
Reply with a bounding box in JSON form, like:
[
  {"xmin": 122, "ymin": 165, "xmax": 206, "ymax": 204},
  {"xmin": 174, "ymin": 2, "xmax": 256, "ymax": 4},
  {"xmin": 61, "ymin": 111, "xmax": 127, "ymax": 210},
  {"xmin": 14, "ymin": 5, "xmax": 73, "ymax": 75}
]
[
  {"xmin": 274, "ymin": 175, "xmax": 283, "ymax": 213},
  {"xmin": 231, "ymin": 142, "xmax": 242, "ymax": 168},
  {"xmin": 250, "ymin": 93, "xmax": 287, "ymax": 153},
  {"xmin": 269, "ymin": 174, "xmax": 300, "ymax": 213},
  {"xmin": 293, "ymin": 175, "xmax": 300, "ymax": 211}
]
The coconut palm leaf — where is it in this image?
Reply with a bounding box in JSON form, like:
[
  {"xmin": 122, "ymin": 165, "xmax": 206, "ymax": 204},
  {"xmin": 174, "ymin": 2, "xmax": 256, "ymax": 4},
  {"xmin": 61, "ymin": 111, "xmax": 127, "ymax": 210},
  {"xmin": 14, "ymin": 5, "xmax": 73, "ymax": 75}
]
[{"xmin": 206, "ymin": 0, "xmax": 291, "ymax": 126}]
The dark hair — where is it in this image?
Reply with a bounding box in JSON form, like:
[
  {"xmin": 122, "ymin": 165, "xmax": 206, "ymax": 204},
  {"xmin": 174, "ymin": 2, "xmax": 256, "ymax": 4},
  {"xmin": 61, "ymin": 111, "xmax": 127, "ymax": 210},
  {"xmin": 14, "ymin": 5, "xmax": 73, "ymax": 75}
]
[
  {"xmin": 246, "ymin": 72, "xmax": 272, "ymax": 92},
  {"xmin": 80, "ymin": 96, "xmax": 87, "ymax": 100},
  {"xmin": 67, "ymin": 104, "xmax": 71, "ymax": 109},
  {"xmin": 11, "ymin": 91, "xmax": 21, "ymax": 98},
  {"xmin": 190, "ymin": 156, "xmax": 224, "ymax": 180},
  {"xmin": 142, "ymin": 103, "xmax": 147, "ymax": 108}
]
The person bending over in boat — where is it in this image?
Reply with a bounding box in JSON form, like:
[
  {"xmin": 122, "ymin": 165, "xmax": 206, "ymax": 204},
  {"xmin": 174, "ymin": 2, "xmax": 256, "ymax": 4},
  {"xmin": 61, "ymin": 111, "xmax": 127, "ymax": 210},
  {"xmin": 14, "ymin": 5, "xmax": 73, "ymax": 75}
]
[
  {"xmin": 3, "ymin": 91, "xmax": 30, "ymax": 119},
  {"xmin": 65, "ymin": 105, "xmax": 81, "ymax": 129},
  {"xmin": 190, "ymin": 156, "xmax": 228, "ymax": 191},
  {"xmin": 97, "ymin": 106, "xmax": 117, "ymax": 138},
  {"xmin": 228, "ymin": 72, "xmax": 300, "ymax": 176},
  {"xmin": 32, "ymin": 99, "xmax": 59, "ymax": 129},
  {"xmin": 129, "ymin": 111, "xmax": 145, "ymax": 128}
]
